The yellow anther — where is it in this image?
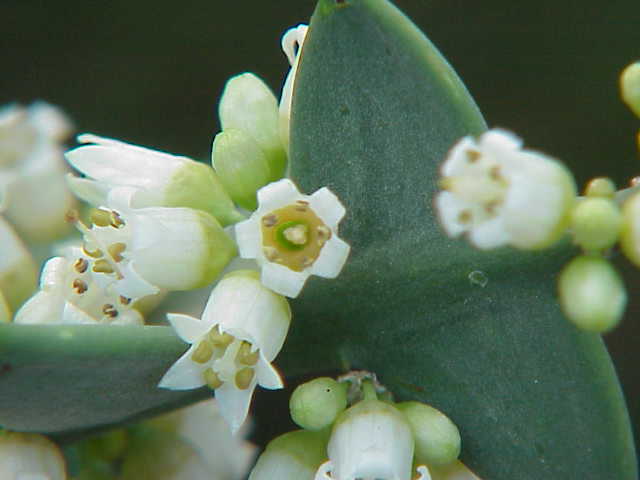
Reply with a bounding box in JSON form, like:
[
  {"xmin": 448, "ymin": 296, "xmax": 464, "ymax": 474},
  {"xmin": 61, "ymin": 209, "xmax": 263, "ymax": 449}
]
[
  {"xmin": 107, "ymin": 242, "xmax": 126, "ymax": 262},
  {"xmin": 92, "ymin": 259, "xmax": 114, "ymax": 274},
  {"xmin": 283, "ymin": 224, "xmax": 308, "ymax": 245},
  {"xmin": 110, "ymin": 211, "xmax": 125, "ymax": 228},
  {"xmin": 439, "ymin": 177, "xmax": 454, "ymax": 191},
  {"xmin": 237, "ymin": 341, "xmax": 259, "ymax": 366},
  {"xmin": 119, "ymin": 295, "xmax": 131, "ymax": 305},
  {"xmin": 207, "ymin": 327, "xmax": 234, "ymax": 348},
  {"xmin": 295, "ymin": 200, "xmax": 309, "ymax": 212},
  {"xmin": 90, "ymin": 208, "xmax": 113, "ymax": 227},
  {"xmin": 203, "ymin": 368, "xmax": 223, "ymax": 389},
  {"xmin": 102, "ymin": 304, "xmax": 118, "ymax": 318},
  {"xmin": 72, "ymin": 279, "xmax": 88, "ymax": 294},
  {"xmin": 82, "ymin": 244, "xmax": 103, "ymax": 258},
  {"xmin": 466, "ymin": 149, "xmax": 481, "ymax": 163},
  {"xmin": 235, "ymin": 367, "xmax": 255, "ymax": 390},
  {"xmin": 65, "ymin": 209, "xmax": 80, "ymax": 223},
  {"xmin": 263, "ymin": 246, "xmax": 280, "ymax": 262},
  {"xmin": 262, "ymin": 214, "xmax": 278, "ymax": 227},
  {"xmin": 191, "ymin": 340, "xmax": 214, "ymax": 364},
  {"xmin": 74, "ymin": 258, "xmax": 89, "ymax": 273},
  {"xmin": 316, "ymin": 225, "xmax": 332, "ymax": 246},
  {"xmin": 300, "ymin": 256, "xmax": 314, "ymax": 268},
  {"xmin": 458, "ymin": 210, "xmax": 472, "ymax": 224}
]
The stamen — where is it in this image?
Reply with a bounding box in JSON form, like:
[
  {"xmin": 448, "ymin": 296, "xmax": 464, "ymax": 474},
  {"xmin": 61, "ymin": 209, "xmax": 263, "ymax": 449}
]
[
  {"xmin": 203, "ymin": 368, "xmax": 223, "ymax": 389},
  {"xmin": 316, "ymin": 225, "xmax": 332, "ymax": 246},
  {"xmin": 72, "ymin": 279, "xmax": 88, "ymax": 294},
  {"xmin": 262, "ymin": 214, "xmax": 278, "ymax": 227},
  {"xmin": 74, "ymin": 258, "xmax": 89, "ymax": 273},
  {"xmin": 102, "ymin": 304, "xmax": 118, "ymax": 318},
  {"xmin": 82, "ymin": 244, "xmax": 103, "ymax": 258},
  {"xmin": 282, "ymin": 224, "xmax": 308, "ymax": 245},
  {"xmin": 191, "ymin": 340, "xmax": 214, "ymax": 364},
  {"xmin": 235, "ymin": 367, "xmax": 255, "ymax": 390},
  {"xmin": 466, "ymin": 149, "xmax": 481, "ymax": 163},
  {"xmin": 295, "ymin": 200, "xmax": 309, "ymax": 212},
  {"xmin": 489, "ymin": 165, "xmax": 502, "ymax": 181},
  {"xmin": 119, "ymin": 295, "xmax": 131, "ymax": 305},
  {"xmin": 92, "ymin": 259, "xmax": 114, "ymax": 274},
  {"xmin": 65, "ymin": 209, "xmax": 80, "ymax": 223},
  {"xmin": 237, "ymin": 342, "xmax": 259, "ymax": 366},
  {"xmin": 90, "ymin": 208, "xmax": 113, "ymax": 227},
  {"xmin": 207, "ymin": 327, "xmax": 234, "ymax": 348},
  {"xmin": 110, "ymin": 211, "xmax": 125, "ymax": 228},
  {"xmin": 263, "ymin": 246, "xmax": 280, "ymax": 261},
  {"xmin": 300, "ymin": 256, "xmax": 314, "ymax": 268},
  {"xmin": 458, "ymin": 210, "xmax": 472, "ymax": 224},
  {"xmin": 107, "ymin": 242, "xmax": 126, "ymax": 262}
]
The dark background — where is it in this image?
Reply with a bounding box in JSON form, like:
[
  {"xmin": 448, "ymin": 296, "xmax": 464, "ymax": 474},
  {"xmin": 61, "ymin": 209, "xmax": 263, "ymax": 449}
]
[{"xmin": 2, "ymin": 0, "xmax": 639, "ymax": 449}]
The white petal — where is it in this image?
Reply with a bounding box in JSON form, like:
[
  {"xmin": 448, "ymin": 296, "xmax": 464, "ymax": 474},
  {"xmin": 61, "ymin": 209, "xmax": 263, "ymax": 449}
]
[
  {"xmin": 111, "ymin": 309, "xmax": 144, "ymax": 325},
  {"xmin": 441, "ymin": 136, "xmax": 478, "ymax": 176},
  {"xmin": 117, "ymin": 261, "xmax": 161, "ymax": 299},
  {"xmin": 478, "ymin": 128, "xmax": 522, "ymax": 158},
  {"xmin": 215, "ymin": 380, "xmax": 257, "ymax": 434},
  {"xmin": 255, "ymin": 357, "xmax": 284, "ymax": 390},
  {"xmin": 310, "ymin": 236, "xmax": 350, "ymax": 279},
  {"xmin": 434, "ymin": 191, "xmax": 468, "ymax": 238},
  {"xmin": 416, "ymin": 465, "xmax": 432, "ymax": 480},
  {"xmin": 235, "ymin": 217, "xmax": 262, "ymax": 259},
  {"xmin": 261, "ymin": 262, "xmax": 309, "ymax": 298},
  {"xmin": 65, "ymin": 174, "xmax": 108, "ymax": 206},
  {"xmin": 309, "ymin": 187, "xmax": 346, "ymax": 229},
  {"xmin": 167, "ymin": 313, "xmax": 210, "ymax": 343},
  {"xmin": 281, "ymin": 24, "xmax": 308, "ymax": 67},
  {"xmin": 13, "ymin": 290, "xmax": 63, "ymax": 325},
  {"xmin": 468, "ymin": 216, "xmax": 510, "ymax": 249},
  {"xmin": 62, "ymin": 302, "xmax": 98, "ymax": 324},
  {"xmin": 256, "ymin": 179, "xmax": 302, "ymax": 213},
  {"xmin": 158, "ymin": 348, "xmax": 207, "ymax": 390},
  {"xmin": 28, "ymin": 101, "xmax": 73, "ymax": 141}
]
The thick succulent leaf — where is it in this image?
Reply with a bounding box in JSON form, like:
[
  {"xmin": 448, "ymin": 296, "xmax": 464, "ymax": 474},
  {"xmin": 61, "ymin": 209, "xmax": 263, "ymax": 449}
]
[{"xmin": 284, "ymin": 0, "xmax": 637, "ymax": 479}]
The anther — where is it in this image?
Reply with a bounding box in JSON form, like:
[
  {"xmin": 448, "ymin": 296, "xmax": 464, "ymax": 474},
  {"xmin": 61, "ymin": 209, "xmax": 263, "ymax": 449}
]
[
  {"xmin": 92, "ymin": 259, "xmax": 114, "ymax": 274},
  {"xmin": 102, "ymin": 304, "xmax": 118, "ymax": 318},
  {"xmin": 107, "ymin": 243, "xmax": 126, "ymax": 262},
  {"xmin": 489, "ymin": 165, "xmax": 502, "ymax": 181},
  {"xmin": 237, "ymin": 342, "xmax": 259, "ymax": 366},
  {"xmin": 74, "ymin": 258, "xmax": 89, "ymax": 273},
  {"xmin": 119, "ymin": 295, "xmax": 131, "ymax": 305},
  {"xmin": 82, "ymin": 244, "xmax": 103, "ymax": 258},
  {"xmin": 72, "ymin": 279, "xmax": 88, "ymax": 294},
  {"xmin": 316, "ymin": 225, "xmax": 332, "ymax": 245},
  {"xmin": 458, "ymin": 210, "xmax": 472, "ymax": 224},
  {"xmin": 207, "ymin": 327, "xmax": 234, "ymax": 348},
  {"xmin": 191, "ymin": 340, "xmax": 214, "ymax": 364},
  {"xmin": 235, "ymin": 367, "xmax": 255, "ymax": 390},
  {"xmin": 263, "ymin": 246, "xmax": 280, "ymax": 261},
  {"xmin": 295, "ymin": 200, "xmax": 309, "ymax": 212},
  {"xmin": 110, "ymin": 211, "xmax": 125, "ymax": 228},
  {"xmin": 300, "ymin": 256, "xmax": 314, "ymax": 268},
  {"xmin": 466, "ymin": 150, "xmax": 482, "ymax": 163},
  {"xmin": 262, "ymin": 214, "xmax": 278, "ymax": 227},
  {"xmin": 90, "ymin": 208, "xmax": 113, "ymax": 227},
  {"xmin": 65, "ymin": 209, "xmax": 80, "ymax": 223},
  {"xmin": 203, "ymin": 368, "xmax": 223, "ymax": 389}
]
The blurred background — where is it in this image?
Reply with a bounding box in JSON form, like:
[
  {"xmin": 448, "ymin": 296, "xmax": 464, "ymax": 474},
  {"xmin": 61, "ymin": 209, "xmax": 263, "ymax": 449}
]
[{"xmin": 1, "ymin": 0, "xmax": 639, "ymax": 450}]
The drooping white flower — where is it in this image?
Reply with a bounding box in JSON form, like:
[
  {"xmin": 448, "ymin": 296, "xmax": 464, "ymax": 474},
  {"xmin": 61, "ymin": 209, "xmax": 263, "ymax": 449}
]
[
  {"xmin": 279, "ymin": 24, "xmax": 308, "ymax": 151},
  {"xmin": 235, "ymin": 179, "xmax": 350, "ymax": 298},
  {"xmin": 0, "ymin": 432, "xmax": 67, "ymax": 480},
  {"xmin": 435, "ymin": 129, "xmax": 576, "ymax": 250},
  {"xmin": 66, "ymin": 134, "xmax": 243, "ymax": 226},
  {"xmin": 315, "ymin": 399, "xmax": 430, "ymax": 480},
  {"xmin": 0, "ymin": 101, "xmax": 76, "ymax": 242},
  {"xmin": 159, "ymin": 270, "xmax": 291, "ymax": 433}
]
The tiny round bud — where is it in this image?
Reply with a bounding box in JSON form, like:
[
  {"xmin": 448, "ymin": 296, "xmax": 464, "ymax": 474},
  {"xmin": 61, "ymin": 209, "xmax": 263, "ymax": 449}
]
[
  {"xmin": 620, "ymin": 192, "xmax": 640, "ymax": 267},
  {"xmin": 558, "ymin": 256, "xmax": 626, "ymax": 333},
  {"xmin": 570, "ymin": 197, "xmax": 622, "ymax": 251},
  {"xmin": 290, "ymin": 377, "xmax": 348, "ymax": 431},
  {"xmin": 584, "ymin": 177, "xmax": 616, "ymax": 198},
  {"xmin": 396, "ymin": 401, "xmax": 461, "ymax": 467},
  {"xmin": 620, "ymin": 62, "xmax": 640, "ymax": 118}
]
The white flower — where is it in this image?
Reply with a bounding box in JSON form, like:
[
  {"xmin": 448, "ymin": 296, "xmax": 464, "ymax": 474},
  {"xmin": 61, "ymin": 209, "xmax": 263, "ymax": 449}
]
[
  {"xmin": 159, "ymin": 270, "xmax": 291, "ymax": 433},
  {"xmin": 315, "ymin": 399, "xmax": 430, "ymax": 480},
  {"xmin": 0, "ymin": 102, "xmax": 76, "ymax": 242},
  {"xmin": 0, "ymin": 432, "xmax": 67, "ymax": 480},
  {"xmin": 235, "ymin": 179, "xmax": 350, "ymax": 298},
  {"xmin": 0, "ymin": 216, "xmax": 38, "ymax": 320},
  {"xmin": 279, "ymin": 24, "xmax": 308, "ymax": 151},
  {"xmin": 435, "ymin": 129, "xmax": 576, "ymax": 250},
  {"xmin": 66, "ymin": 134, "xmax": 242, "ymax": 226}
]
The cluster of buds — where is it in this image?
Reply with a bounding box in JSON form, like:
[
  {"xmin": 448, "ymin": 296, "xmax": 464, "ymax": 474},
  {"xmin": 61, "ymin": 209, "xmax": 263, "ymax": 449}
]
[{"xmin": 250, "ymin": 373, "xmax": 478, "ymax": 480}]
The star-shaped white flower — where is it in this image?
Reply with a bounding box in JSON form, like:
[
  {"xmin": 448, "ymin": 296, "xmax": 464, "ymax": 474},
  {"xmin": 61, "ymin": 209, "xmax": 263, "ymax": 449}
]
[
  {"xmin": 159, "ymin": 270, "xmax": 291, "ymax": 433},
  {"xmin": 435, "ymin": 129, "xmax": 576, "ymax": 250},
  {"xmin": 235, "ymin": 179, "xmax": 350, "ymax": 298}
]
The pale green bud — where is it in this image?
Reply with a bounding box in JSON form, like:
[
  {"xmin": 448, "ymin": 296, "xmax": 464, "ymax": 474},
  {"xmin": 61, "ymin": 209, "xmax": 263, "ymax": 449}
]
[
  {"xmin": 570, "ymin": 197, "xmax": 622, "ymax": 251},
  {"xmin": 396, "ymin": 401, "xmax": 461, "ymax": 467},
  {"xmin": 620, "ymin": 192, "xmax": 640, "ymax": 266},
  {"xmin": 219, "ymin": 73, "xmax": 287, "ymax": 181},
  {"xmin": 290, "ymin": 377, "xmax": 348, "ymax": 431},
  {"xmin": 584, "ymin": 177, "xmax": 616, "ymax": 198},
  {"xmin": 0, "ymin": 216, "xmax": 37, "ymax": 316},
  {"xmin": 249, "ymin": 430, "xmax": 328, "ymax": 480},
  {"xmin": 558, "ymin": 256, "xmax": 626, "ymax": 333},
  {"xmin": 212, "ymin": 129, "xmax": 272, "ymax": 211},
  {"xmin": 620, "ymin": 62, "xmax": 640, "ymax": 118}
]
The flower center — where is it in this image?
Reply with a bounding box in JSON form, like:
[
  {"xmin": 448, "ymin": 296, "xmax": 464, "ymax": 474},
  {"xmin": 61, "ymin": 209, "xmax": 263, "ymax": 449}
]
[{"xmin": 260, "ymin": 200, "xmax": 332, "ymax": 272}]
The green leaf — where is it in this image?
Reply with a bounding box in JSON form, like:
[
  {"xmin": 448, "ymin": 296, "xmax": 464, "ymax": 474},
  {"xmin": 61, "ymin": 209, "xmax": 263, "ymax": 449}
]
[{"xmin": 284, "ymin": 0, "xmax": 637, "ymax": 479}]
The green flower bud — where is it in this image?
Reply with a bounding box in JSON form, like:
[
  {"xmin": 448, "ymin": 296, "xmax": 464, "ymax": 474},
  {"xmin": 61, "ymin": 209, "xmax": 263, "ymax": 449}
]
[
  {"xmin": 396, "ymin": 401, "xmax": 461, "ymax": 467},
  {"xmin": 249, "ymin": 430, "xmax": 328, "ymax": 480},
  {"xmin": 584, "ymin": 177, "xmax": 616, "ymax": 198},
  {"xmin": 212, "ymin": 129, "xmax": 272, "ymax": 211},
  {"xmin": 290, "ymin": 377, "xmax": 348, "ymax": 431},
  {"xmin": 570, "ymin": 197, "xmax": 622, "ymax": 251},
  {"xmin": 620, "ymin": 192, "xmax": 640, "ymax": 266},
  {"xmin": 0, "ymin": 216, "xmax": 37, "ymax": 316},
  {"xmin": 620, "ymin": 62, "xmax": 640, "ymax": 118},
  {"xmin": 558, "ymin": 256, "xmax": 626, "ymax": 333}
]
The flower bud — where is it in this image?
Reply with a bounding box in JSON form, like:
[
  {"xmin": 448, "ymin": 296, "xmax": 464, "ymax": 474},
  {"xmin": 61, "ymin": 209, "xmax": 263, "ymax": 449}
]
[
  {"xmin": 584, "ymin": 177, "xmax": 616, "ymax": 198},
  {"xmin": 558, "ymin": 256, "xmax": 626, "ymax": 332},
  {"xmin": 570, "ymin": 197, "xmax": 622, "ymax": 251},
  {"xmin": 620, "ymin": 62, "xmax": 640, "ymax": 118},
  {"xmin": 620, "ymin": 192, "xmax": 640, "ymax": 267},
  {"xmin": 212, "ymin": 129, "xmax": 272, "ymax": 210},
  {"xmin": 290, "ymin": 377, "xmax": 348, "ymax": 431},
  {"xmin": 396, "ymin": 401, "xmax": 461, "ymax": 467},
  {"xmin": 0, "ymin": 432, "xmax": 66, "ymax": 480}
]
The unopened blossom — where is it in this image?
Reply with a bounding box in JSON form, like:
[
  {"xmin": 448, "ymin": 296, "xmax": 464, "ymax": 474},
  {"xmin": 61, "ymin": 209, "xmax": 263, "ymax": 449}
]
[
  {"xmin": 315, "ymin": 398, "xmax": 430, "ymax": 480},
  {"xmin": 279, "ymin": 24, "xmax": 308, "ymax": 151},
  {"xmin": 159, "ymin": 270, "xmax": 291, "ymax": 433},
  {"xmin": 0, "ymin": 101, "xmax": 76, "ymax": 241},
  {"xmin": 0, "ymin": 432, "xmax": 67, "ymax": 480},
  {"xmin": 66, "ymin": 134, "xmax": 243, "ymax": 226},
  {"xmin": 235, "ymin": 179, "xmax": 350, "ymax": 298},
  {"xmin": 435, "ymin": 129, "xmax": 576, "ymax": 250}
]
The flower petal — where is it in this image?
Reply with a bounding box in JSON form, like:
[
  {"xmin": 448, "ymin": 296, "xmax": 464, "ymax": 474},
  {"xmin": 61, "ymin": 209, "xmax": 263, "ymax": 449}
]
[
  {"xmin": 310, "ymin": 236, "xmax": 350, "ymax": 279},
  {"xmin": 65, "ymin": 174, "xmax": 108, "ymax": 206},
  {"xmin": 261, "ymin": 262, "xmax": 309, "ymax": 298},
  {"xmin": 256, "ymin": 179, "xmax": 302, "ymax": 213},
  {"xmin": 215, "ymin": 380, "xmax": 258, "ymax": 434},
  {"xmin": 468, "ymin": 216, "xmax": 510, "ymax": 249},
  {"xmin": 255, "ymin": 357, "xmax": 284, "ymax": 390},
  {"xmin": 309, "ymin": 187, "xmax": 346, "ymax": 229},
  {"xmin": 434, "ymin": 191, "xmax": 469, "ymax": 238},
  {"xmin": 167, "ymin": 313, "xmax": 210, "ymax": 343},
  {"xmin": 235, "ymin": 217, "xmax": 262, "ymax": 259},
  {"xmin": 158, "ymin": 348, "xmax": 207, "ymax": 391}
]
